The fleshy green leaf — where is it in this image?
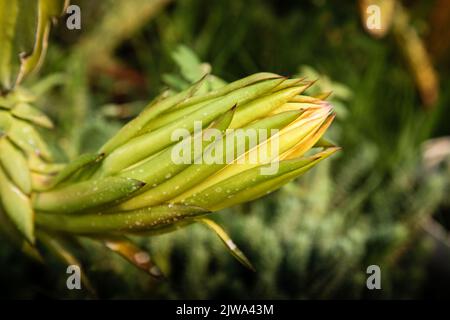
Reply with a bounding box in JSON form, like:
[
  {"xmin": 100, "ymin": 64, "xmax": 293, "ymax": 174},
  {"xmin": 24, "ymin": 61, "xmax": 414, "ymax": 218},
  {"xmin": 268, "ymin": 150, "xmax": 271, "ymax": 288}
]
[
  {"xmin": 0, "ymin": 206, "xmax": 42, "ymax": 262},
  {"xmin": 37, "ymin": 231, "xmax": 96, "ymax": 295},
  {"xmin": 117, "ymin": 110, "xmax": 299, "ymax": 210},
  {"xmin": 99, "ymin": 76, "xmax": 208, "ymax": 155},
  {"xmin": 7, "ymin": 118, "xmax": 53, "ymax": 161},
  {"xmin": 11, "ymin": 102, "xmax": 54, "ymax": 128},
  {"xmin": 28, "ymin": 153, "xmax": 64, "ymax": 174},
  {"xmin": 99, "ymin": 235, "xmax": 164, "ymax": 279},
  {"xmin": 16, "ymin": 0, "xmax": 69, "ymax": 85},
  {"xmin": 174, "ymin": 72, "xmax": 281, "ymax": 110},
  {"xmin": 0, "ymin": 110, "xmax": 12, "ymax": 135},
  {"xmin": 228, "ymin": 84, "xmax": 310, "ymax": 129},
  {"xmin": 190, "ymin": 147, "xmax": 341, "ymax": 211},
  {"xmin": 0, "ymin": 0, "xmax": 19, "ymax": 91},
  {"xmin": 50, "ymin": 152, "xmax": 104, "ymax": 187},
  {"xmin": 119, "ymin": 107, "xmax": 236, "ymax": 186}
]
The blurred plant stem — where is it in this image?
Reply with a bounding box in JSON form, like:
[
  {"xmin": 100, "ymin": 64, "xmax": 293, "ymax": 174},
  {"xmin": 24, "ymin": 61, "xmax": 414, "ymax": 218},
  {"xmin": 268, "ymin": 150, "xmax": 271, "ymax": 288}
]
[
  {"xmin": 75, "ymin": 0, "xmax": 171, "ymax": 90},
  {"xmin": 53, "ymin": 0, "xmax": 172, "ymax": 157}
]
